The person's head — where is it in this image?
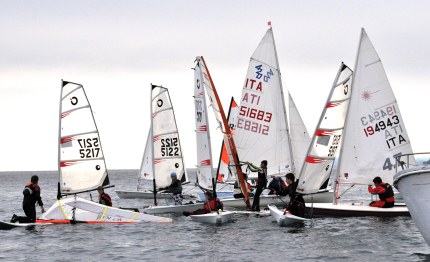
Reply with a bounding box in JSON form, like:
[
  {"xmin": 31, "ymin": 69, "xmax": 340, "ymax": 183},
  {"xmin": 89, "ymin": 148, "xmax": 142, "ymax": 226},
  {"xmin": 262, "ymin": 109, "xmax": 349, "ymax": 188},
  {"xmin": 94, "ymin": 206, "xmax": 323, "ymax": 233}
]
[
  {"xmin": 373, "ymin": 176, "xmax": 382, "ymax": 185},
  {"xmin": 285, "ymin": 173, "xmax": 295, "ymax": 185},
  {"xmin": 273, "ymin": 176, "xmax": 280, "ymax": 180},
  {"xmin": 97, "ymin": 186, "xmax": 104, "ymax": 194},
  {"xmin": 261, "ymin": 160, "xmax": 268, "ymax": 168},
  {"xmin": 205, "ymin": 191, "xmax": 214, "ymax": 200},
  {"xmin": 170, "ymin": 172, "xmax": 177, "ymax": 181},
  {"xmin": 31, "ymin": 175, "xmax": 39, "ymax": 184}
]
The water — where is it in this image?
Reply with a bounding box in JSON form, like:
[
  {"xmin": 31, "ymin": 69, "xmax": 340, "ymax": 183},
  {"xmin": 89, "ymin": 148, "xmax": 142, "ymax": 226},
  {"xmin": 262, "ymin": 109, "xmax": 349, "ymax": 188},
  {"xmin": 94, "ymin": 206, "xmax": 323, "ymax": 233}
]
[{"xmin": 1, "ymin": 170, "xmax": 429, "ymax": 261}]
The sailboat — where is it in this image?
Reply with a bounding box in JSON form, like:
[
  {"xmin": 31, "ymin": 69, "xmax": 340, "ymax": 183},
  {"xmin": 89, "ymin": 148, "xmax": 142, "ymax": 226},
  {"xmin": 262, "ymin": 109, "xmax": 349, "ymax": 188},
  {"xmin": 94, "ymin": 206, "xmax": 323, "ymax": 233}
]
[
  {"xmin": 221, "ymin": 25, "xmax": 333, "ymax": 209},
  {"xmin": 304, "ymin": 28, "xmax": 413, "ymax": 217},
  {"xmin": 197, "ymin": 56, "xmax": 252, "ymax": 209},
  {"xmin": 39, "ymin": 81, "xmax": 171, "ymax": 223},
  {"xmin": 394, "ymin": 153, "xmax": 430, "ymax": 245},
  {"xmin": 188, "ymin": 57, "xmax": 234, "ymax": 224},
  {"xmin": 269, "ymin": 63, "xmax": 354, "ymax": 226},
  {"xmin": 115, "ymin": 86, "xmax": 195, "ymax": 200}
]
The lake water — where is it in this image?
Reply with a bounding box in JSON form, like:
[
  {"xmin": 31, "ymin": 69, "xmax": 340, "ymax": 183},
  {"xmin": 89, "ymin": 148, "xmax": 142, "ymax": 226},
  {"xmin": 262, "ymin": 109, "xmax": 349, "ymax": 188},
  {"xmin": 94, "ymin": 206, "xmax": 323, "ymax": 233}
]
[{"xmin": 1, "ymin": 170, "xmax": 429, "ymax": 261}]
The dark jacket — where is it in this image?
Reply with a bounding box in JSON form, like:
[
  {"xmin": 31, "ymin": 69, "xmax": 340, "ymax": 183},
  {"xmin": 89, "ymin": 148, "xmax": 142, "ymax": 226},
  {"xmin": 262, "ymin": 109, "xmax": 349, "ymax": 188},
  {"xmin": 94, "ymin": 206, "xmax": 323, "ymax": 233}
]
[
  {"xmin": 99, "ymin": 193, "xmax": 112, "ymax": 206},
  {"xmin": 23, "ymin": 182, "xmax": 43, "ymax": 208},
  {"xmin": 168, "ymin": 180, "xmax": 182, "ymax": 195}
]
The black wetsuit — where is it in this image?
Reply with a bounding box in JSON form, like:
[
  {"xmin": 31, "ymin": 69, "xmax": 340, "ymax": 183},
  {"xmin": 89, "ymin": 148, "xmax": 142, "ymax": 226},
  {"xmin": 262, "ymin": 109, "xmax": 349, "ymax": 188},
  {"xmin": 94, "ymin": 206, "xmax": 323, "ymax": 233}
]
[
  {"xmin": 22, "ymin": 183, "xmax": 43, "ymax": 222},
  {"xmin": 286, "ymin": 180, "xmax": 305, "ymax": 217}
]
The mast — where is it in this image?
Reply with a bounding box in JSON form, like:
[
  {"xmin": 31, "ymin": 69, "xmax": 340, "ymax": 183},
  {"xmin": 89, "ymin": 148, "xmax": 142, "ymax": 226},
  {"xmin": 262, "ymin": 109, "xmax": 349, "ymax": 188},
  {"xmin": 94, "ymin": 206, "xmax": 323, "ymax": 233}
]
[
  {"xmin": 215, "ymin": 97, "xmax": 235, "ymax": 183},
  {"xmin": 269, "ymin": 23, "xmax": 295, "ymax": 173},
  {"xmin": 150, "ymin": 84, "xmax": 157, "ymax": 206},
  {"xmin": 200, "ymin": 56, "xmax": 251, "ymax": 208},
  {"xmin": 57, "ymin": 80, "xmax": 64, "ymax": 200}
]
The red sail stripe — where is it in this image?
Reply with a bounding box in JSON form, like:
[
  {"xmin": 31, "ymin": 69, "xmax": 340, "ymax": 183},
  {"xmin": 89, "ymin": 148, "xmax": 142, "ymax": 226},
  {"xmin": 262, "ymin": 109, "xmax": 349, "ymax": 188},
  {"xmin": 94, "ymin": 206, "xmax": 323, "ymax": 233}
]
[
  {"xmin": 61, "ymin": 136, "xmax": 74, "ymax": 144},
  {"xmin": 60, "ymin": 161, "xmax": 78, "ymax": 167},
  {"xmin": 61, "ymin": 112, "xmax": 71, "ymax": 119},
  {"xmin": 198, "ymin": 125, "xmax": 208, "ymax": 131},
  {"xmin": 200, "ymin": 159, "xmax": 211, "ymax": 166},
  {"xmin": 315, "ymin": 130, "xmax": 335, "ymax": 136},
  {"xmin": 306, "ymin": 156, "xmax": 324, "ymax": 164},
  {"xmin": 154, "ymin": 159, "xmax": 164, "ymax": 164},
  {"xmin": 153, "ymin": 135, "xmax": 160, "ymax": 142},
  {"xmin": 326, "ymin": 102, "xmax": 342, "ymax": 108}
]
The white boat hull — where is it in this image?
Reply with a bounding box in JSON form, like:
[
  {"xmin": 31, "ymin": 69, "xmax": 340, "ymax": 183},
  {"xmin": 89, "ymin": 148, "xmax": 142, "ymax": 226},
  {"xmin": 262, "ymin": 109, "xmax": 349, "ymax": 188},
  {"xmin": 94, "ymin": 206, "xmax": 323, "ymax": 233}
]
[
  {"xmin": 115, "ymin": 190, "xmax": 196, "ymax": 200},
  {"xmin": 190, "ymin": 211, "xmax": 234, "ymax": 225},
  {"xmin": 268, "ymin": 205, "xmax": 310, "ymax": 226},
  {"xmin": 143, "ymin": 203, "xmax": 204, "ymax": 214},
  {"xmin": 40, "ymin": 197, "xmax": 172, "ymax": 223},
  {"xmin": 394, "ymin": 166, "xmax": 430, "ymax": 245},
  {"xmin": 305, "ymin": 202, "xmax": 409, "ymax": 217},
  {"xmin": 221, "ymin": 190, "xmax": 333, "ymax": 208}
]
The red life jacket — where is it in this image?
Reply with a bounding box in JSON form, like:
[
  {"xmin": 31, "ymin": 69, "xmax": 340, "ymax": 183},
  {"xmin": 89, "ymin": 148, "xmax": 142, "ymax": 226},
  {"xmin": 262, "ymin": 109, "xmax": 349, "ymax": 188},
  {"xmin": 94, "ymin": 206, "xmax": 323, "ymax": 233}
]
[
  {"xmin": 99, "ymin": 193, "xmax": 112, "ymax": 206},
  {"xmin": 204, "ymin": 198, "xmax": 222, "ymax": 212}
]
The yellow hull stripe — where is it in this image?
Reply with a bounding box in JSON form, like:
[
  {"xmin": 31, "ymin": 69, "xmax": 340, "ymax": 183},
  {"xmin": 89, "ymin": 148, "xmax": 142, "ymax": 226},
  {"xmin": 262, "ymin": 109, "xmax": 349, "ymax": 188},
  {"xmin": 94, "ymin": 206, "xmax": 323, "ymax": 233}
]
[
  {"xmin": 128, "ymin": 212, "xmax": 140, "ymax": 222},
  {"xmin": 99, "ymin": 206, "xmax": 109, "ymax": 220},
  {"xmin": 57, "ymin": 200, "xmax": 68, "ymax": 219}
]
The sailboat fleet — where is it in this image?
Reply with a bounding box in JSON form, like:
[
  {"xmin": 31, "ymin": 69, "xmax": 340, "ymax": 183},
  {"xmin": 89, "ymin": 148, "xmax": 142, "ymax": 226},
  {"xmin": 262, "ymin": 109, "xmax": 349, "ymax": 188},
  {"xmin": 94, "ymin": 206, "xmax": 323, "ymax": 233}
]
[{"xmin": 5, "ymin": 24, "xmax": 426, "ymax": 231}]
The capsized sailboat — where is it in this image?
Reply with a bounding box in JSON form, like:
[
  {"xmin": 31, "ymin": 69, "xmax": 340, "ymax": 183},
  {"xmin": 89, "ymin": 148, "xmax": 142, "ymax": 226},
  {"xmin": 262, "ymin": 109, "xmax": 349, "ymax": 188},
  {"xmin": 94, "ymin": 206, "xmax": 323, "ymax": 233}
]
[
  {"xmin": 221, "ymin": 25, "xmax": 332, "ymax": 209},
  {"xmin": 394, "ymin": 153, "xmax": 430, "ymax": 244},
  {"xmin": 304, "ymin": 29, "xmax": 412, "ymax": 217},
  {"xmin": 39, "ymin": 81, "xmax": 171, "ymax": 224},
  {"xmin": 115, "ymin": 86, "xmax": 195, "ymax": 200}
]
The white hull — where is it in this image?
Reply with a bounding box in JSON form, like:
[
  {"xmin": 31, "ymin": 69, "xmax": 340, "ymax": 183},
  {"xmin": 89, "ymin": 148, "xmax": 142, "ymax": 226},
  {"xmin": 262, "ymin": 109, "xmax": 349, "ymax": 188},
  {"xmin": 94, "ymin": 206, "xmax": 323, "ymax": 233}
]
[
  {"xmin": 115, "ymin": 190, "xmax": 196, "ymax": 200},
  {"xmin": 394, "ymin": 166, "xmax": 430, "ymax": 245},
  {"xmin": 190, "ymin": 211, "xmax": 234, "ymax": 225},
  {"xmin": 268, "ymin": 205, "xmax": 310, "ymax": 226},
  {"xmin": 40, "ymin": 197, "xmax": 172, "ymax": 223},
  {"xmin": 143, "ymin": 203, "xmax": 204, "ymax": 214},
  {"xmin": 222, "ymin": 190, "xmax": 333, "ymax": 208},
  {"xmin": 305, "ymin": 202, "xmax": 409, "ymax": 217}
]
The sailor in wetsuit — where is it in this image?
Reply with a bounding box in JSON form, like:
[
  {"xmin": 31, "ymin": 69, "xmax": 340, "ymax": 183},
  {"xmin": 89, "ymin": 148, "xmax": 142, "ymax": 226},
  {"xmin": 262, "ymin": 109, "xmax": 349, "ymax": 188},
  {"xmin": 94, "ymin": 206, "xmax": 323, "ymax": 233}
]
[{"xmin": 11, "ymin": 175, "xmax": 44, "ymax": 223}]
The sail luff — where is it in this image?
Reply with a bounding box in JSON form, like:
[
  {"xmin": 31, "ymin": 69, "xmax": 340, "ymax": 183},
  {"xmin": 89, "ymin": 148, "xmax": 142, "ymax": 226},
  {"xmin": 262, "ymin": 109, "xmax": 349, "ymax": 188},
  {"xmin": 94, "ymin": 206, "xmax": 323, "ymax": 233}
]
[
  {"xmin": 199, "ymin": 56, "xmax": 251, "ymax": 208},
  {"xmin": 269, "ymin": 26, "xmax": 295, "ymax": 174},
  {"xmin": 57, "ymin": 80, "xmax": 64, "ymax": 199},
  {"xmin": 150, "ymin": 84, "xmax": 157, "ymax": 205}
]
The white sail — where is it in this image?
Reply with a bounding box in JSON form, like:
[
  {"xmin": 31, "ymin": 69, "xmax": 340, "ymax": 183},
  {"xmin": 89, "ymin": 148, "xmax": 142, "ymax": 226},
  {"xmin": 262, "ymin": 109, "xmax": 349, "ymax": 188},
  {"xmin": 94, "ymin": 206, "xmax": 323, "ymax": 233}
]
[
  {"xmin": 216, "ymin": 98, "xmax": 239, "ymax": 183},
  {"xmin": 151, "ymin": 85, "xmax": 188, "ymax": 189},
  {"xmin": 59, "ymin": 81, "xmax": 109, "ymax": 195},
  {"xmin": 234, "ymin": 27, "xmax": 294, "ymax": 178},
  {"xmin": 288, "ymin": 92, "xmax": 311, "ymax": 175},
  {"xmin": 338, "ymin": 28, "xmax": 415, "ymax": 185},
  {"xmin": 194, "ymin": 62, "xmax": 214, "ymax": 191},
  {"xmin": 297, "ymin": 63, "xmax": 353, "ymax": 194},
  {"xmin": 137, "ymin": 129, "xmax": 153, "ymax": 190},
  {"xmin": 196, "ymin": 56, "xmax": 251, "ymax": 207}
]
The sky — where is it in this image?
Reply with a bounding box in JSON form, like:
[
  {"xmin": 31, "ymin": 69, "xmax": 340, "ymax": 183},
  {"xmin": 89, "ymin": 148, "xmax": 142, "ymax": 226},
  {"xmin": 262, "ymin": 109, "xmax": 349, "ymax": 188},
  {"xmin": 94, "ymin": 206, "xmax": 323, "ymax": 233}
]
[{"xmin": 0, "ymin": 1, "xmax": 429, "ymax": 171}]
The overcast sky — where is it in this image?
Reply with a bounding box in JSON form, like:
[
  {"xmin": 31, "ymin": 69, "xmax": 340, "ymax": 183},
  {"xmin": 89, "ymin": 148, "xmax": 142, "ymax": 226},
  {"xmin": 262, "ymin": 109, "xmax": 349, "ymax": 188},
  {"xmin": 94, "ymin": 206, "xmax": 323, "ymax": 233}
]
[{"xmin": 0, "ymin": 1, "xmax": 429, "ymax": 171}]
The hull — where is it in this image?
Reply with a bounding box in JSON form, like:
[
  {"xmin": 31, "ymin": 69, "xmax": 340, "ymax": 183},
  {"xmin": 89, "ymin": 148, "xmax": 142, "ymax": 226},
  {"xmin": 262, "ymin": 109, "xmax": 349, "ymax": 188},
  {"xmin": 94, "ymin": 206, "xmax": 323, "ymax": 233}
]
[
  {"xmin": 143, "ymin": 203, "xmax": 204, "ymax": 214},
  {"xmin": 394, "ymin": 166, "xmax": 430, "ymax": 245},
  {"xmin": 305, "ymin": 202, "xmax": 409, "ymax": 217},
  {"xmin": 268, "ymin": 205, "xmax": 310, "ymax": 226},
  {"xmin": 190, "ymin": 211, "xmax": 234, "ymax": 225},
  {"xmin": 222, "ymin": 190, "xmax": 333, "ymax": 208},
  {"xmin": 40, "ymin": 197, "xmax": 172, "ymax": 223},
  {"xmin": 115, "ymin": 190, "xmax": 197, "ymax": 200},
  {"xmin": 0, "ymin": 220, "xmax": 50, "ymax": 230}
]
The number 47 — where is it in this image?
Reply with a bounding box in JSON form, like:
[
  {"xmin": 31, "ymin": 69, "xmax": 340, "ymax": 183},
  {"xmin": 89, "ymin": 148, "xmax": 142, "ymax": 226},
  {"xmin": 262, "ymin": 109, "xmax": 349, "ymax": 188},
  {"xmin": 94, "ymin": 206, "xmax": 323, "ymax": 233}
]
[{"xmin": 383, "ymin": 152, "xmax": 404, "ymax": 171}]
